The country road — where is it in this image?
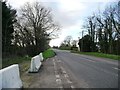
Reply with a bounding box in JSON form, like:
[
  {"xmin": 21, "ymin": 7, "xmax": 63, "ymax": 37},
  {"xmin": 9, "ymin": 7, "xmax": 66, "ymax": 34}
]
[{"xmin": 53, "ymin": 49, "xmax": 118, "ymax": 88}]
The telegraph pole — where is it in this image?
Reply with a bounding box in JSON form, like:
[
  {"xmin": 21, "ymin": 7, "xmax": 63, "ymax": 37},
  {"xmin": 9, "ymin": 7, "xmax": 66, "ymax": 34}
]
[{"xmin": 81, "ymin": 30, "xmax": 84, "ymax": 52}]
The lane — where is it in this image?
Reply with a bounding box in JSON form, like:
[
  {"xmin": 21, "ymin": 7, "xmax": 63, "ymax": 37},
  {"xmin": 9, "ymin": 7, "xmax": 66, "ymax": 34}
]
[{"xmin": 54, "ymin": 49, "xmax": 118, "ymax": 88}]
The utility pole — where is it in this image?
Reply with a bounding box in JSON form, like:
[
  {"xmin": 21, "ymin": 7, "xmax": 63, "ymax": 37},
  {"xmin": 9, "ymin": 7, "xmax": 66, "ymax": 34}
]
[{"xmin": 81, "ymin": 30, "xmax": 84, "ymax": 52}]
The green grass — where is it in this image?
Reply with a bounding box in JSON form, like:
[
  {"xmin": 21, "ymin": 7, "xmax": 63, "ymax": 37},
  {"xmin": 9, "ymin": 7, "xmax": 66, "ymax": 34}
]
[
  {"xmin": 42, "ymin": 49, "xmax": 55, "ymax": 59},
  {"xmin": 2, "ymin": 49, "xmax": 55, "ymax": 68},
  {"xmin": 2, "ymin": 56, "xmax": 31, "ymax": 68},
  {"xmin": 71, "ymin": 50, "xmax": 120, "ymax": 60}
]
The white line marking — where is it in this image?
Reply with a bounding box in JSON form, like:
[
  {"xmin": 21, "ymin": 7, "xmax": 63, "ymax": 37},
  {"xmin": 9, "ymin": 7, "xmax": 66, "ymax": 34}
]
[
  {"xmin": 56, "ymin": 79, "xmax": 62, "ymax": 84},
  {"xmin": 88, "ymin": 60, "xmax": 95, "ymax": 62},
  {"xmin": 64, "ymin": 74, "xmax": 69, "ymax": 78},
  {"xmin": 55, "ymin": 70, "xmax": 57, "ymax": 74},
  {"xmin": 53, "ymin": 62, "xmax": 56, "ymax": 66},
  {"xmin": 53, "ymin": 59, "xmax": 56, "ymax": 65},
  {"xmin": 59, "ymin": 86, "xmax": 63, "ymax": 88},
  {"xmin": 63, "ymin": 70, "xmax": 67, "ymax": 74},
  {"xmin": 66, "ymin": 78, "xmax": 72, "ymax": 84},
  {"xmin": 53, "ymin": 63, "xmax": 56, "ymax": 68},
  {"xmin": 53, "ymin": 60, "xmax": 58, "ymax": 72},
  {"xmin": 57, "ymin": 60, "xmax": 61, "ymax": 62},
  {"xmin": 53, "ymin": 59, "xmax": 55, "ymax": 62},
  {"xmin": 56, "ymin": 75, "xmax": 60, "ymax": 78},
  {"xmin": 114, "ymin": 67, "xmax": 120, "ymax": 70},
  {"xmin": 71, "ymin": 85, "xmax": 75, "ymax": 88},
  {"xmin": 54, "ymin": 67, "xmax": 57, "ymax": 72},
  {"xmin": 60, "ymin": 67, "xmax": 67, "ymax": 74},
  {"xmin": 60, "ymin": 66, "xmax": 64, "ymax": 70}
]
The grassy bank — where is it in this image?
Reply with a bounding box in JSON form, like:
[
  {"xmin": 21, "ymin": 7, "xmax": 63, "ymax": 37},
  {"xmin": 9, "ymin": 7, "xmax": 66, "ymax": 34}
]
[
  {"xmin": 71, "ymin": 50, "xmax": 120, "ymax": 60},
  {"xmin": 2, "ymin": 49, "xmax": 55, "ymax": 68},
  {"xmin": 2, "ymin": 56, "xmax": 33, "ymax": 87},
  {"xmin": 42, "ymin": 49, "xmax": 55, "ymax": 59},
  {"xmin": 2, "ymin": 49, "xmax": 55, "ymax": 88},
  {"xmin": 2, "ymin": 56, "xmax": 31, "ymax": 68}
]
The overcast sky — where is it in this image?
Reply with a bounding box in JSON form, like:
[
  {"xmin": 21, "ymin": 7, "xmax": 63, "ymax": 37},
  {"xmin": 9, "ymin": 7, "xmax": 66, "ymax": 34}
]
[{"xmin": 7, "ymin": 0, "xmax": 118, "ymax": 47}]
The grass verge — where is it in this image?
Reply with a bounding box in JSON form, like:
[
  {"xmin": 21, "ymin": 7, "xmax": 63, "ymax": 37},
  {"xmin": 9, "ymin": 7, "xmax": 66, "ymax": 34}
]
[
  {"xmin": 2, "ymin": 49, "xmax": 55, "ymax": 87},
  {"xmin": 2, "ymin": 56, "xmax": 31, "ymax": 68},
  {"xmin": 71, "ymin": 50, "xmax": 120, "ymax": 60},
  {"xmin": 42, "ymin": 49, "xmax": 55, "ymax": 59}
]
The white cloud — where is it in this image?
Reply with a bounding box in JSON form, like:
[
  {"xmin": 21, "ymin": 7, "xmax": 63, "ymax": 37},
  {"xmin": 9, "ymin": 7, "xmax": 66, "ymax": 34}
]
[
  {"xmin": 58, "ymin": 0, "xmax": 86, "ymax": 12},
  {"xmin": 7, "ymin": 0, "xmax": 118, "ymax": 47},
  {"xmin": 7, "ymin": 0, "xmax": 118, "ymax": 9},
  {"xmin": 7, "ymin": 0, "xmax": 35, "ymax": 9},
  {"xmin": 49, "ymin": 21, "xmax": 83, "ymax": 47}
]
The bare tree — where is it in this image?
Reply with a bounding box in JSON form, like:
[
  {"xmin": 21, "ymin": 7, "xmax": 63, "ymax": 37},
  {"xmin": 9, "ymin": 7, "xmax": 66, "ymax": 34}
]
[
  {"xmin": 71, "ymin": 40, "xmax": 77, "ymax": 47},
  {"xmin": 113, "ymin": 1, "xmax": 120, "ymax": 38},
  {"xmin": 95, "ymin": 2, "xmax": 120, "ymax": 54},
  {"xmin": 14, "ymin": 1, "xmax": 60, "ymax": 55},
  {"xmin": 64, "ymin": 36, "xmax": 73, "ymax": 46},
  {"xmin": 82, "ymin": 1, "xmax": 120, "ymax": 54},
  {"xmin": 83, "ymin": 14, "xmax": 97, "ymax": 51}
]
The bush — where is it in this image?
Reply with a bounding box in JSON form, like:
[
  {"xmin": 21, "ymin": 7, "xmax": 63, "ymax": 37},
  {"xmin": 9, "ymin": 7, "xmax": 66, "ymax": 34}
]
[
  {"xmin": 71, "ymin": 46, "xmax": 78, "ymax": 51},
  {"xmin": 42, "ymin": 49, "xmax": 55, "ymax": 59}
]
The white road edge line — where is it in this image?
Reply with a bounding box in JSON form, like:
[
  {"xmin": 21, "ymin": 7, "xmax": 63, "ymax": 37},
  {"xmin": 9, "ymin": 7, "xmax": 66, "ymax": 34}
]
[{"xmin": 64, "ymin": 74, "xmax": 69, "ymax": 78}]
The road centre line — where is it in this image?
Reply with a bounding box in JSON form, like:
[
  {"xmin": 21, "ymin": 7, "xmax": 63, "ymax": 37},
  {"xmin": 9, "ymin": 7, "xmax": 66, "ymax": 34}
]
[
  {"xmin": 59, "ymin": 86, "xmax": 63, "ymax": 89},
  {"xmin": 60, "ymin": 67, "xmax": 67, "ymax": 74},
  {"xmin": 54, "ymin": 58, "xmax": 75, "ymax": 88},
  {"xmin": 63, "ymin": 70, "xmax": 67, "ymax": 74},
  {"xmin": 56, "ymin": 75, "xmax": 60, "ymax": 78},
  {"xmin": 56, "ymin": 78, "xmax": 62, "ymax": 84},
  {"xmin": 53, "ymin": 60, "xmax": 63, "ymax": 88},
  {"xmin": 71, "ymin": 85, "xmax": 75, "ymax": 88},
  {"xmin": 87, "ymin": 60, "xmax": 96, "ymax": 62},
  {"xmin": 57, "ymin": 60, "xmax": 61, "ymax": 62},
  {"xmin": 54, "ymin": 70, "xmax": 57, "ymax": 74},
  {"xmin": 53, "ymin": 59, "xmax": 55, "ymax": 62},
  {"xmin": 64, "ymin": 74, "xmax": 69, "ymax": 78},
  {"xmin": 66, "ymin": 78, "xmax": 72, "ymax": 84}
]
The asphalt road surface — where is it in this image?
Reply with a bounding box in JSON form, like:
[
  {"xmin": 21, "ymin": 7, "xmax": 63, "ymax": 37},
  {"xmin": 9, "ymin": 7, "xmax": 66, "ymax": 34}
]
[{"xmin": 53, "ymin": 49, "xmax": 118, "ymax": 88}]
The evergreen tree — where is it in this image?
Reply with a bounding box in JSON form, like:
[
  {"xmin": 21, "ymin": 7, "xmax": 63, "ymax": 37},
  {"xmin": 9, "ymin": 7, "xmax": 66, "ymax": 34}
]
[{"xmin": 2, "ymin": 1, "xmax": 17, "ymax": 56}]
